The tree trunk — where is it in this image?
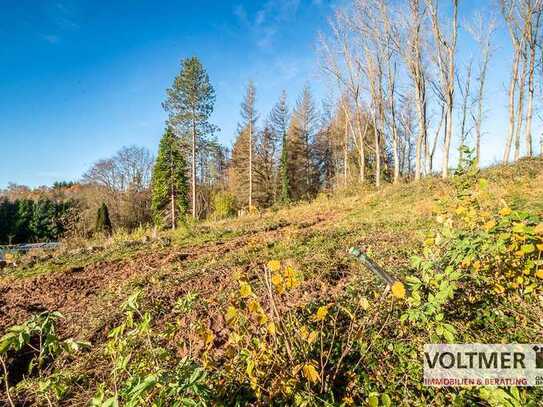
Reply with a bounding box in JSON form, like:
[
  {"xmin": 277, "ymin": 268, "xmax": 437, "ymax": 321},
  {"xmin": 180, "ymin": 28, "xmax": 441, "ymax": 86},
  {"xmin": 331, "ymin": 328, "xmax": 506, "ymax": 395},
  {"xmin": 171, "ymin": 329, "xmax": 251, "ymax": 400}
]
[
  {"xmin": 170, "ymin": 145, "xmax": 176, "ymax": 229},
  {"xmin": 504, "ymin": 48, "xmax": 520, "ymax": 163},
  {"xmin": 413, "ymin": 70, "xmax": 427, "ymax": 180},
  {"xmin": 191, "ymin": 113, "xmax": 197, "ymax": 219},
  {"xmin": 248, "ymin": 120, "xmax": 253, "ymax": 209},
  {"xmin": 442, "ymin": 3, "xmax": 457, "ymax": 180},
  {"xmin": 458, "ymin": 60, "xmax": 472, "ymax": 164},
  {"xmin": 514, "ymin": 47, "xmax": 528, "ymax": 161},
  {"xmin": 171, "ymin": 188, "xmax": 176, "ymax": 230},
  {"xmin": 343, "ymin": 141, "xmax": 348, "ymax": 187},
  {"xmin": 356, "ymin": 111, "xmax": 366, "ymax": 184},
  {"xmin": 525, "ymin": 41, "xmax": 536, "ymax": 157},
  {"xmin": 374, "ymin": 124, "xmax": 381, "ymax": 188}
]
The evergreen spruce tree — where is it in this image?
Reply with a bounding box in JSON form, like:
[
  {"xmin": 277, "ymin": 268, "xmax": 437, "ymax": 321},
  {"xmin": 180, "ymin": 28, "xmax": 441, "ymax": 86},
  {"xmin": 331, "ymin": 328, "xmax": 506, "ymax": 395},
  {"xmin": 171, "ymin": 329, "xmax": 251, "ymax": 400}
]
[
  {"xmin": 151, "ymin": 128, "xmax": 189, "ymax": 229},
  {"xmin": 0, "ymin": 199, "xmax": 17, "ymax": 244},
  {"xmin": 270, "ymin": 91, "xmax": 291, "ymax": 203},
  {"xmin": 95, "ymin": 202, "xmax": 113, "ymax": 235},
  {"xmin": 30, "ymin": 199, "xmax": 57, "ymax": 242},
  {"xmin": 289, "ymin": 85, "xmax": 319, "ymax": 200},
  {"xmin": 15, "ymin": 199, "xmax": 33, "ymax": 243}
]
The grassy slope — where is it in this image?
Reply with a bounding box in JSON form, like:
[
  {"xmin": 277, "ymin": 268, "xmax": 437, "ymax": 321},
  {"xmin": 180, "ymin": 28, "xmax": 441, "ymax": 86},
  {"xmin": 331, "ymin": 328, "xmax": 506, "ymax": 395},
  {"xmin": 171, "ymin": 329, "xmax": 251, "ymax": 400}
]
[{"xmin": 1, "ymin": 158, "xmax": 543, "ymax": 404}]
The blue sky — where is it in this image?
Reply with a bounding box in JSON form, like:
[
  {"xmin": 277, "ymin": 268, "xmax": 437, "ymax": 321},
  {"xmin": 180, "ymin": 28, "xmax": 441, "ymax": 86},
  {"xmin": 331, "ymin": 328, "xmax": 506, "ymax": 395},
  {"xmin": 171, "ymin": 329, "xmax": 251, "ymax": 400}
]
[
  {"xmin": 0, "ymin": 0, "xmax": 333, "ymax": 188},
  {"xmin": 0, "ymin": 1, "xmax": 537, "ymax": 188}
]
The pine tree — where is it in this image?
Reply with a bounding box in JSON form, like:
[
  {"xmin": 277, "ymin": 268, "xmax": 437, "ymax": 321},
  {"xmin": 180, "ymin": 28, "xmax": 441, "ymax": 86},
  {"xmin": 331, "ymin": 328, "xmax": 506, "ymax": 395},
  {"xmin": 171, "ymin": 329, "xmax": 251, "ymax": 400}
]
[
  {"xmin": 270, "ymin": 91, "xmax": 290, "ymax": 203},
  {"xmin": 150, "ymin": 128, "xmax": 189, "ymax": 229},
  {"xmin": 95, "ymin": 202, "xmax": 113, "ymax": 235},
  {"xmin": 163, "ymin": 56, "xmax": 216, "ymax": 219},
  {"xmin": 239, "ymin": 81, "xmax": 258, "ymax": 209}
]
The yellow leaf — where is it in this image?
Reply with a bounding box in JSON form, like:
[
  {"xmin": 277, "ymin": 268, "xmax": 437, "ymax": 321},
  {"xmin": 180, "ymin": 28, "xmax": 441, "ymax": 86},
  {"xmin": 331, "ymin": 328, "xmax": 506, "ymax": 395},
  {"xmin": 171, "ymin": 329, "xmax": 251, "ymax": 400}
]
[
  {"xmin": 483, "ymin": 220, "xmax": 496, "ymax": 232},
  {"xmin": 267, "ymin": 322, "xmax": 276, "ymax": 335},
  {"xmin": 204, "ymin": 330, "xmax": 214, "ymax": 346},
  {"xmin": 275, "ymin": 283, "xmax": 285, "ymax": 294},
  {"xmin": 247, "ymin": 299, "xmax": 260, "ymax": 313},
  {"xmin": 285, "ymin": 274, "xmax": 300, "ymax": 290},
  {"xmin": 225, "ymin": 306, "xmax": 238, "ymax": 323},
  {"xmin": 499, "ymin": 207, "xmax": 512, "ymax": 217},
  {"xmin": 307, "ymin": 331, "xmax": 318, "ymax": 344},
  {"xmin": 391, "ymin": 281, "xmax": 406, "ymax": 299},
  {"xmin": 257, "ymin": 312, "xmax": 268, "ymax": 325},
  {"xmin": 299, "ymin": 326, "xmax": 309, "ymax": 340},
  {"xmin": 271, "ymin": 273, "xmax": 283, "ymax": 287},
  {"xmin": 534, "ymin": 223, "xmax": 543, "ymax": 235},
  {"xmin": 536, "ymin": 270, "xmax": 543, "ymax": 279},
  {"xmin": 537, "ymin": 244, "xmax": 543, "ymax": 252},
  {"xmin": 229, "ymin": 332, "xmax": 242, "ymax": 343},
  {"xmin": 239, "ymin": 281, "xmax": 252, "ymax": 298},
  {"xmin": 284, "ymin": 264, "xmax": 296, "ymax": 278},
  {"xmin": 359, "ymin": 297, "xmax": 370, "ymax": 310},
  {"xmin": 455, "ymin": 206, "xmax": 466, "ymax": 215},
  {"xmin": 313, "ymin": 306, "xmax": 328, "ymax": 321},
  {"xmin": 302, "ymin": 363, "xmax": 320, "ymax": 383},
  {"xmin": 342, "ymin": 396, "xmax": 355, "ymax": 406},
  {"xmin": 424, "ymin": 238, "xmax": 434, "ymax": 246},
  {"xmin": 267, "ymin": 260, "xmax": 281, "ymax": 272},
  {"xmin": 249, "ymin": 376, "xmax": 257, "ymax": 390}
]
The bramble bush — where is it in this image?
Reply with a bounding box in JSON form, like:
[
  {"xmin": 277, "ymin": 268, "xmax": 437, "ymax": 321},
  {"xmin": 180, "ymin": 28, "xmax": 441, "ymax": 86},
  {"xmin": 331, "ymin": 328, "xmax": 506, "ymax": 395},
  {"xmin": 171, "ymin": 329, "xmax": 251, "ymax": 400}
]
[
  {"xmin": 397, "ymin": 149, "xmax": 543, "ymax": 405},
  {"xmin": 0, "ymin": 311, "xmax": 89, "ymax": 406},
  {"xmin": 90, "ymin": 290, "xmax": 211, "ymax": 406}
]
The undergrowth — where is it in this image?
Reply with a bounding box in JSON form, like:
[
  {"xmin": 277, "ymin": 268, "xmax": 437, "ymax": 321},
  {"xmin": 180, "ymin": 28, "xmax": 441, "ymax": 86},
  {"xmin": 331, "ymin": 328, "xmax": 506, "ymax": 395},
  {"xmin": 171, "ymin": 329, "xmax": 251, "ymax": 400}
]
[{"xmin": 1, "ymin": 157, "xmax": 543, "ymax": 405}]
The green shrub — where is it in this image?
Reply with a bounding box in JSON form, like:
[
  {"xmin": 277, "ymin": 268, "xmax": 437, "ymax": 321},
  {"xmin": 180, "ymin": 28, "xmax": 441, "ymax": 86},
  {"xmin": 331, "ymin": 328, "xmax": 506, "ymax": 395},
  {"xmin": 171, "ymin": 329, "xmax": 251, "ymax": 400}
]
[{"xmin": 211, "ymin": 191, "xmax": 237, "ymax": 220}]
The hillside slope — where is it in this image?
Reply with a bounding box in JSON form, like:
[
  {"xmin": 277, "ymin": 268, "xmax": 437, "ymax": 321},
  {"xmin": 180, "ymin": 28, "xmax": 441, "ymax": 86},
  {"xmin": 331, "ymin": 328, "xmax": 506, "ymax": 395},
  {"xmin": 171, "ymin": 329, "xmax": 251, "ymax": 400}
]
[{"xmin": 1, "ymin": 158, "xmax": 543, "ymax": 406}]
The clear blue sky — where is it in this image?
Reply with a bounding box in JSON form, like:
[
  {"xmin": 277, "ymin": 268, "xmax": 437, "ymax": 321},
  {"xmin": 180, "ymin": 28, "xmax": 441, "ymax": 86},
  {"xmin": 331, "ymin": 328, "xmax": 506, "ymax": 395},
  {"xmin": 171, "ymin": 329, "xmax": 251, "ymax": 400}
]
[
  {"xmin": 0, "ymin": 0, "xmax": 333, "ymax": 188},
  {"xmin": 0, "ymin": 1, "xmax": 536, "ymax": 188}
]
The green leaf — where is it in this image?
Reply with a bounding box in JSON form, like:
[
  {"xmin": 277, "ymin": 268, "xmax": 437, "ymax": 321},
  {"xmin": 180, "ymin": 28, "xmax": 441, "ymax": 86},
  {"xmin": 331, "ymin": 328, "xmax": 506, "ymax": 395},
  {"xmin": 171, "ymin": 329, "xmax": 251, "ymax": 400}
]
[
  {"xmin": 368, "ymin": 393, "xmax": 379, "ymax": 407},
  {"xmin": 381, "ymin": 393, "xmax": 392, "ymax": 407}
]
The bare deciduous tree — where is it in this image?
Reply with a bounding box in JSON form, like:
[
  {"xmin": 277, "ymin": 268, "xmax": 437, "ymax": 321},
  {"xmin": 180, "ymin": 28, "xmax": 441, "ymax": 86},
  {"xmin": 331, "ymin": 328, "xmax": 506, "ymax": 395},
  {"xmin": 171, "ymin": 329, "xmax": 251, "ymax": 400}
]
[
  {"xmin": 467, "ymin": 12, "xmax": 497, "ymax": 165},
  {"xmin": 426, "ymin": 0, "xmax": 458, "ymax": 178}
]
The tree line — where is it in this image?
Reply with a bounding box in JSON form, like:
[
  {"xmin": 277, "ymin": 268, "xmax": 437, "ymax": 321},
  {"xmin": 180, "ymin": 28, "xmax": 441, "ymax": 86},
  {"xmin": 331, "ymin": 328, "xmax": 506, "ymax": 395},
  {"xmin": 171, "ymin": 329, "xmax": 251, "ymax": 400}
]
[
  {"xmin": 3, "ymin": 0, "xmax": 543, "ymax": 238},
  {"xmin": 149, "ymin": 0, "xmax": 543, "ymax": 228},
  {"xmin": 319, "ymin": 0, "xmax": 543, "ymax": 184},
  {"xmin": 0, "ymin": 198, "xmax": 75, "ymax": 245},
  {"xmin": 150, "ymin": 57, "xmax": 376, "ymax": 228}
]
